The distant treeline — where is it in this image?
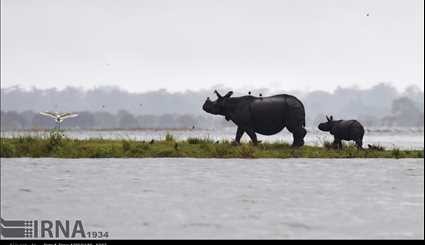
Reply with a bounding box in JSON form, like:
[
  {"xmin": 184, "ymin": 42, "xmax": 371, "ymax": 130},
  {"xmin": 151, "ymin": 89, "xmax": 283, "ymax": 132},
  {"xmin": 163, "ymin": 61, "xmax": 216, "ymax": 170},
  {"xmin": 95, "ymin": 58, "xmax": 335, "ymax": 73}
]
[{"xmin": 1, "ymin": 83, "xmax": 424, "ymax": 130}]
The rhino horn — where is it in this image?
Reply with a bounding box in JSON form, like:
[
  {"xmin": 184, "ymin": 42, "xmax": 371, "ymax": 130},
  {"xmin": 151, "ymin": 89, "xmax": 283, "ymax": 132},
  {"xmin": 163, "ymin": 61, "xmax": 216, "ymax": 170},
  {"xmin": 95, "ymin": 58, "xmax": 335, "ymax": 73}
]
[
  {"xmin": 214, "ymin": 90, "xmax": 222, "ymax": 98},
  {"xmin": 224, "ymin": 91, "xmax": 233, "ymax": 98}
]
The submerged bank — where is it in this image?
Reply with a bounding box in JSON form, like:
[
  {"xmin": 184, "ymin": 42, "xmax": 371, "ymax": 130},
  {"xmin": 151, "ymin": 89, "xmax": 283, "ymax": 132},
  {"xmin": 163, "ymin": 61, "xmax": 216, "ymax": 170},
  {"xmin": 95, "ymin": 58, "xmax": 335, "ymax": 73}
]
[{"xmin": 1, "ymin": 133, "xmax": 423, "ymax": 158}]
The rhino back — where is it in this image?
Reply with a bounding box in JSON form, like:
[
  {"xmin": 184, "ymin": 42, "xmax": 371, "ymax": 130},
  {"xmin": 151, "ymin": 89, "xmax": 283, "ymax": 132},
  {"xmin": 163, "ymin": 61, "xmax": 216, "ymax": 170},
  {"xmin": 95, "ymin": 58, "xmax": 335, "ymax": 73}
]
[
  {"xmin": 248, "ymin": 94, "xmax": 305, "ymax": 135},
  {"xmin": 332, "ymin": 120, "xmax": 364, "ymax": 140}
]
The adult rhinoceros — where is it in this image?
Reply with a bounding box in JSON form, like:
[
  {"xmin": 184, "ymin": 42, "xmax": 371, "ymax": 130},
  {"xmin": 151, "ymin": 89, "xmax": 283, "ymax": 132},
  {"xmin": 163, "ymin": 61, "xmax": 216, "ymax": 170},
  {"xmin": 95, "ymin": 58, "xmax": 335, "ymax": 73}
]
[{"xmin": 202, "ymin": 90, "xmax": 307, "ymax": 147}]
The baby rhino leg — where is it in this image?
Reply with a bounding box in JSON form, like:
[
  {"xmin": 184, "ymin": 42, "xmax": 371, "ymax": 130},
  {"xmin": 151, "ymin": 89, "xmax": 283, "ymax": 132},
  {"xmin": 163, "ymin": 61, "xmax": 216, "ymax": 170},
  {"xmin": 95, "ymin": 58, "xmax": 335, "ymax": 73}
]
[{"xmin": 333, "ymin": 138, "xmax": 343, "ymax": 149}]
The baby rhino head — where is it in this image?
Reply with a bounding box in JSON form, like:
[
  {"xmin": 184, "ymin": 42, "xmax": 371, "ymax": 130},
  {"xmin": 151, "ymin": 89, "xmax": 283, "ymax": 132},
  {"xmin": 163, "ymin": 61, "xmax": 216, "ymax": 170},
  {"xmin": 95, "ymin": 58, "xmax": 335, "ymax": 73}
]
[{"xmin": 318, "ymin": 115, "xmax": 335, "ymax": 132}]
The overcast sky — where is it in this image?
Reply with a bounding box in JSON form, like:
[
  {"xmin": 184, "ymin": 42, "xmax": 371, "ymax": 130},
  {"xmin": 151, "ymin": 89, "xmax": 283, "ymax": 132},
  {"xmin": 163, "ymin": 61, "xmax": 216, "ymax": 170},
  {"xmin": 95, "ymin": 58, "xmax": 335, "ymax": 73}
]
[{"xmin": 1, "ymin": 0, "xmax": 423, "ymax": 92}]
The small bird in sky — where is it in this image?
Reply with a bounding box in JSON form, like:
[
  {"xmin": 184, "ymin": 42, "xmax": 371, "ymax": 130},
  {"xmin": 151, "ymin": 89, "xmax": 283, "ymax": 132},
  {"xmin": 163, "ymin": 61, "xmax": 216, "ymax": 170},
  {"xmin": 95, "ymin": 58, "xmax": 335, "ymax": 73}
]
[{"xmin": 39, "ymin": 112, "xmax": 79, "ymax": 129}]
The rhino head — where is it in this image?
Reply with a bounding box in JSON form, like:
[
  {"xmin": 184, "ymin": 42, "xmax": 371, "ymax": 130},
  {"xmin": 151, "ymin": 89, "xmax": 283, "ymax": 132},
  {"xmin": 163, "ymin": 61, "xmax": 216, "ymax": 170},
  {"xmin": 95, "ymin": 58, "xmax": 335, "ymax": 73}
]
[
  {"xmin": 202, "ymin": 90, "xmax": 234, "ymax": 117},
  {"xmin": 318, "ymin": 115, "xmax": 335, "ymax": 132}
]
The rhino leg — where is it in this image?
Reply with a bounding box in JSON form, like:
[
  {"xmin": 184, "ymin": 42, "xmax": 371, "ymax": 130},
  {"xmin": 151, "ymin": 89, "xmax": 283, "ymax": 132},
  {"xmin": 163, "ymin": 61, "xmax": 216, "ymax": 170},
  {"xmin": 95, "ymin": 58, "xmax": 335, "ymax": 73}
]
[
  {"xmin": 333, "ymin": 138, "xmax": 343, "ymax": 149},
  {"xmin": 355, "ymin": 139, "xmax": 363, "ymax": 149},
  {"xmin": 245, "ymin": 128, "xmax": 260, "ymax": 145},
  {"xmin": 287, "ymin": 125, "xmax": 306, "ymax": 147},
  {"xmin": 234, "ymin": 127, "xmax": 245, "ymax": 144}
]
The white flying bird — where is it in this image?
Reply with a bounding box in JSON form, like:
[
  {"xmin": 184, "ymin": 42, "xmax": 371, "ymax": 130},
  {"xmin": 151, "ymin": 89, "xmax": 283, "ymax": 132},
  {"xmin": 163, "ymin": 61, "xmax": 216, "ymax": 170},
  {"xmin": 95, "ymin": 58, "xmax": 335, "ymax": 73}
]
[{"xmin": 39, "ymin": 112, "xmax": 79, "ymax": 129}]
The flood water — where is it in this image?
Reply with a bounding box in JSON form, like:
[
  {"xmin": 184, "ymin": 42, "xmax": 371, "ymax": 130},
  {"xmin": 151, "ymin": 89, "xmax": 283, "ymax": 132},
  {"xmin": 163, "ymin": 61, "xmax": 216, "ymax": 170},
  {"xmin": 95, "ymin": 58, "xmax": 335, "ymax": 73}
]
[
  {"xmin": 1, "ymin": 127, "xmax": 424, "ymax": 150},
  {"xmin": 1, "ymin": 158, "xmax": 423, "ymax": 239}
]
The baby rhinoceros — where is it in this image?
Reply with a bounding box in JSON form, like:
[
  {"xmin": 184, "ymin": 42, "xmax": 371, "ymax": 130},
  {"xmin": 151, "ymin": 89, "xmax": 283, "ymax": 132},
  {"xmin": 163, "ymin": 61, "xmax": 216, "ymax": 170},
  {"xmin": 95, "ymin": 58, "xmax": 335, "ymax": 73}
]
[{"xmin": 318, "ymin": 115, "xmax": 365, "ymax": 149}]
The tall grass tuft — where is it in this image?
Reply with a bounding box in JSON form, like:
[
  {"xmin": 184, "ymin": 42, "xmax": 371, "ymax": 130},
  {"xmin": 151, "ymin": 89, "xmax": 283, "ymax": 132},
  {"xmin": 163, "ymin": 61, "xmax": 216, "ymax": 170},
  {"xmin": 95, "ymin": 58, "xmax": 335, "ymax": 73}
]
[
  {"xmin": 122, "ymin": 140, "xmax": 131, "ymax": 152},
  {"xmin": 392, "ymin": 148, "xmax": 401, "ymax": 159},
  {"xmin": 165, "ymin": 132, "xmax": 175, "ymax": 142},
  {"xmin": 187, "ymin": 137, "xmax": 214, "ymax": 145},
  {"xmin": 323, "ymin": 141, "xmax": 334, "ymax": 150},
  {"xmin": 47, "ymin": 129, "xmax": 65, "ymax": 151}
]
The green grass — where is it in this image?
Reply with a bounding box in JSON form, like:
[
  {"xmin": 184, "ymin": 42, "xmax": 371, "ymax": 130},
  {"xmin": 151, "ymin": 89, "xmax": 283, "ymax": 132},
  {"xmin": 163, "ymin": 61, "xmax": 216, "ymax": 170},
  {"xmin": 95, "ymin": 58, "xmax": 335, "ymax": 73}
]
[{"xmin": 1, "ymin": 132, "xmax": 423, "ymax": 159}]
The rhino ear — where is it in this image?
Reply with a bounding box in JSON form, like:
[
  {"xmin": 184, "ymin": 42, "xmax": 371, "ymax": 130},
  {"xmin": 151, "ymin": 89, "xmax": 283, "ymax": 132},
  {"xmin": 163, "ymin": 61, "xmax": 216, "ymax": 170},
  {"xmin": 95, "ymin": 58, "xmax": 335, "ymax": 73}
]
[
  {"xmin": 224, "ymin": 91, "xmax": 233, "ymax": 98},
  {"xmin": 214, "ymin": 90, "xmax": 222, "ymax": 99},
  {"xmin": 330, "ymin": 115, "xmax": 333, "ymax": 121}
]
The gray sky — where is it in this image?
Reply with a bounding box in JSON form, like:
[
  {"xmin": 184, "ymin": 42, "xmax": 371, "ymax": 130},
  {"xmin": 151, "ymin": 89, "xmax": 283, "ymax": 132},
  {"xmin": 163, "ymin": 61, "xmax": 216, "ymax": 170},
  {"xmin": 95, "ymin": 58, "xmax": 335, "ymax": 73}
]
[{"xmin": 1, "ymin": 0, "xmax": 424, "ymax": 92}]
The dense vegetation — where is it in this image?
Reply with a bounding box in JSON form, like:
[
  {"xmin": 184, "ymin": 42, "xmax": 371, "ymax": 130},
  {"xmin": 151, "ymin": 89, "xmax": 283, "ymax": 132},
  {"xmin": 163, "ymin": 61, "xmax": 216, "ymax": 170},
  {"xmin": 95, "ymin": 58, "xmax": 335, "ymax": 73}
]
[{"xmin": 1, "ymin": 131, "xmax": 422, "ymax": 159}]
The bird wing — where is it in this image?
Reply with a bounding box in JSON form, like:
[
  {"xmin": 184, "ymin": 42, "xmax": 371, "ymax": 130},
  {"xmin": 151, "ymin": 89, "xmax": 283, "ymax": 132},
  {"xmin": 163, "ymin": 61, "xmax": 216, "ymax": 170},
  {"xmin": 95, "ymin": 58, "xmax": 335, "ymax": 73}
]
[
  {"xmin": 59, "ymin": 113, "xmax": 79, "ymax": 119},
  {"xmin": 40, "ymin": 112, "xmax": 59, "ymax": 119}
]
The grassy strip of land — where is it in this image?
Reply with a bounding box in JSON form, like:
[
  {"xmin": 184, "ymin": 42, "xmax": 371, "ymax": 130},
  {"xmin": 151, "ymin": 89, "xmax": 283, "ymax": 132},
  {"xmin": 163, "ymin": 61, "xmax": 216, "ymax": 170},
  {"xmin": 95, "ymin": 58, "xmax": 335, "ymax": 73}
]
[{"xmin": 1, "ymin": 132, "xmax": 423, "ymax": 159}]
